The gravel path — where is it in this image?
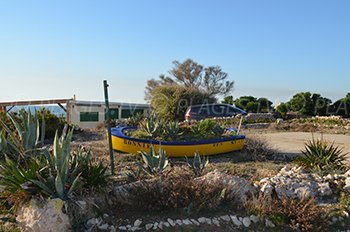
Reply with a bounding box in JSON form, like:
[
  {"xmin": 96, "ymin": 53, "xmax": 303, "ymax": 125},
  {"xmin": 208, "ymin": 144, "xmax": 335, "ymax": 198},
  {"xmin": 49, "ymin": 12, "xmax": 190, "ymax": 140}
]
[{"xmin": 259, "ymin": 132, "xmax": 350, "ymax": 156}]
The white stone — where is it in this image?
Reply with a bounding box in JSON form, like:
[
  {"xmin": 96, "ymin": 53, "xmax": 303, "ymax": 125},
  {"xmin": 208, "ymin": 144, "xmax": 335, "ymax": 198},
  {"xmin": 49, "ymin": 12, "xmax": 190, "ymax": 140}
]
[
  {"xmin": 118, "ymin": 226, "xmax": 127, "ymax": 231},
  {"xmin": 110, "ymin": 225, "xmax": 116, "ymax": 232},
  {"xmin": 212, "ymin": 218, "xmax": 220, "ymax": 226},
  {"xmin": 176, "ymin": 219, "xmax": 182, "ymax": 226},
  {"xmin": 220, "ymin": 215, "xmax": 231, "ymax": 222},
  {"xmin": 344, "ymin": 177, "xmax": 350, "ymax": 191},
  {"xmin": 163, "ymin": 222, "xmax": 170, "ymax": 227},
  {"xmin": 191, "ymin": 219, "xmax": 200, "ymax": 226},
  {"xmin": 167, "ymin": 218, "xmax": 175, "ymax": 227},
  {"xmin": 87, "ymin": 218, "xmax": 100, "ymax": 226},
  {"xmin": 318, "ymin": 182, "xmax": 332, "ymax": 196},
  {"xmin": 134, "ymin": 219, "xmax": 142, "ymax": 227},
  {"xmin": 126, "ymin": 225, "xmax": 132, "ymax": 229},
  {"xmin": 158, "ymin": 222, "xmax": 163, "ymax": 230},
  {"xmin": 182, "ymin": 219, "xmax": 192, "ymax": 225},
  {"xmin": 152, "ymin": 222, "xmax": 158, "ymax": 230},
  {"xmin": 265, "ymin": 219, "xmax": 275, "ymax": 228},
  {"xmin": 261, "ymin": 183, "xmax": 274, "ymax": 194},
  {"xmin": 198, "ymin": 217, "xmax": 206, "ymax": 223},
  {"xmin": 343, "ymin": 211, "xmax": 349, "ymax": 218},
  {"xmin": 250, "ymin": 215, "xmax": 259, "ymax": 223},
  {"xmin": 230, "ymin": 215, "xmax": 242, "ymax": 226},
  {"xmin": 242, "ymin": 217, "xmax": 251, "ymax": 227},
  {"xmin": 205, "ymin": 218, "xmax": 212, "ymax": 225},
  {"xmin": 98, "ymin": 223, "xmax": 109, "ymax": 230},
  {"xmin": 145, "ymin": 224, "xmax": 153, "ymax": 230},
  {"xmin": 17, "ymin": 198, "xmax": 71, "ymax": 232}
]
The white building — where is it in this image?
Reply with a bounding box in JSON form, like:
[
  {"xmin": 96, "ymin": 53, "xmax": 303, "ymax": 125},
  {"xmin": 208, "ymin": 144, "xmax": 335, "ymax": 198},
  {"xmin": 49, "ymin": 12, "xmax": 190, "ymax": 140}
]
[{"xmin": 67, "ymin": 100, "xmax": 150, "ymax": 129}]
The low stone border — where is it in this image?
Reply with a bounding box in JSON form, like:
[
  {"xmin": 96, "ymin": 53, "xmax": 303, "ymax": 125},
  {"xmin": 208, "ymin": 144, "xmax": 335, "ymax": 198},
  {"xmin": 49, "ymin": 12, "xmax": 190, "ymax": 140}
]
[{"xmin": 87, "ymin": 214, "xmax": 276, "ymax": 231}]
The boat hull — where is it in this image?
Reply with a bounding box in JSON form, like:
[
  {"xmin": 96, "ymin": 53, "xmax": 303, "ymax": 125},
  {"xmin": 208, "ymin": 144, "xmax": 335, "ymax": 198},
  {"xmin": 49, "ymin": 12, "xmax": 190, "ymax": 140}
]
[{"xmin": 111, "ymin": 126, "xmax": 245, "ymax": 157}]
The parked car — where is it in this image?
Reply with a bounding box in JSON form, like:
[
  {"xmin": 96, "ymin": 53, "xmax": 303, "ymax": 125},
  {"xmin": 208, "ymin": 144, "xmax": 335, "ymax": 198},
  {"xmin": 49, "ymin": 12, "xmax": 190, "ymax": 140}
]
[{"xmin": 185, "ymin": 103, "xmax": 247, "ymax": 121}]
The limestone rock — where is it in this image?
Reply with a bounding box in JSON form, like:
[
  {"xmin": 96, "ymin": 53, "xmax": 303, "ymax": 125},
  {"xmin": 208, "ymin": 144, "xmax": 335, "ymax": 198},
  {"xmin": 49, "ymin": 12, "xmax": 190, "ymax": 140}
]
[
  {"xmin": 17, "ymin": 198, "xmax": 71, "ymax": 232},
  {"xmin": 145, "ymin": 224, "xmax": 153, "ymax": 230},
  {"xmin": 242, "ymin": 217, "xmax": 251, "ymax": 227},
  {"xmin": 230, "ymin": 215, "xmax": 242, "ymax": 226}
]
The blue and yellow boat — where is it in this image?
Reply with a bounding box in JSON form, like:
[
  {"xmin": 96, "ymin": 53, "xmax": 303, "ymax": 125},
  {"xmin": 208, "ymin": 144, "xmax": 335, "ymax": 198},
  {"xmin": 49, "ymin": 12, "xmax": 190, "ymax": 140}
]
[{"xmin": 111, "ymin": 126, "xmax": 245, "ymax": 157}]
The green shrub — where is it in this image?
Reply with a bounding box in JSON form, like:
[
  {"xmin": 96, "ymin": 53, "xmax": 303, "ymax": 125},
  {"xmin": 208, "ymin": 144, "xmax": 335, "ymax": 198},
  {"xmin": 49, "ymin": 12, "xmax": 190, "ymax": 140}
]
[
  {"xmin": 0, "ymin": 111, "xmax": 46, "ymax": 159},
  {"xmin": 72, "ymin": 147, "xmax": 110, "ymax": 189},
  {"xmin": 190, "ymin": 119, "xmax": 225, "ymax": 140},
  {"xmin": 295, "ymin": 139, "xmax": 347, "ymax": 174},
  {"xmin": 151, "ymin": 85, "xmax": 215, "ymax": 121},
  {"xmin": 0, "ymin": 156, "xmax": 45, "ymax": 193},
  {"xmin": 186, "ymin": 153, "xmax": 209, "ymax": 177},
  {"xmin": 37, "ymin": 108, "xmax": 65, "ymax": 139},
  {"xmin": 31, "ymin": 128, "xmax": 82, "ymax": 200},
  {"xmin": 137, "ymin": 146, "xmax": 169, "ymax": 177}
]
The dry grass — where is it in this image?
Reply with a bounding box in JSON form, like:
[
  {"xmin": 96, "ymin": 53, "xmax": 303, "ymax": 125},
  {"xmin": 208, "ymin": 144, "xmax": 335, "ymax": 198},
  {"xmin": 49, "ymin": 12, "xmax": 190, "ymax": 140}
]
[
  {"xmin": 245, "ymin": 193, "xmax": 329, "ymax": 232},
  {"xmin": 126, "ymin": 167, "xmax": 229, "ymax": 213}
]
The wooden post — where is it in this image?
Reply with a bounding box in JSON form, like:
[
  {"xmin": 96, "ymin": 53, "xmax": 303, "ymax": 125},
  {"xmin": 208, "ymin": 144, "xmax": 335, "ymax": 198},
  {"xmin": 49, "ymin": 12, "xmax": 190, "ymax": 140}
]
[{"xmin": 104, "ymin": 80, "xmax": 115, "ymax": 175}]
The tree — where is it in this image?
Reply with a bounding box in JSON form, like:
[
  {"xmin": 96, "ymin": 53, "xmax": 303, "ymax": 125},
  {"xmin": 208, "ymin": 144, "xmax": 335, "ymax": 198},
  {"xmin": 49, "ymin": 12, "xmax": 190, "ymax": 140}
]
[
  {"xmin": 332, "ymin": 93, "xmax": 350, "ymax": 116},
  {"xmin": 151, "ymin": 85, "xmax": 215, "ymax": 121},
  {"xmin": 286, "ymin": 92, "xmax": 332, "ymax": 116},
  {"xmin": 225, "ymin": 96, "xmax": 273, "ymax": 113},
  {"xmin": 145, "ymin": 59, "xmax": 234, "ymax": 101},
  {"xmin": 276, "ymin": 103, "xmax": 288, "ymax": 117}
]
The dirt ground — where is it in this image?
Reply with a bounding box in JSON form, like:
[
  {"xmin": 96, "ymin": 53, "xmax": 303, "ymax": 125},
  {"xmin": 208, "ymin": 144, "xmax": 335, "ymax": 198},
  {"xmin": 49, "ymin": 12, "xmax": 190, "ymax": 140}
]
[{"xmin": 255, "ymin": 132, "xmax": 350, "ymax": 156}]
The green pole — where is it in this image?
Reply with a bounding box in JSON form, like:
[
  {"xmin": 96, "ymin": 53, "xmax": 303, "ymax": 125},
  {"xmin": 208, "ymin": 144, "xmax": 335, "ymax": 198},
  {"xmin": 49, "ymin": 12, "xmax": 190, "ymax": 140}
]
[{"xmin": 104, "ymin": 80, "xmax": 115, "ymax": 175}]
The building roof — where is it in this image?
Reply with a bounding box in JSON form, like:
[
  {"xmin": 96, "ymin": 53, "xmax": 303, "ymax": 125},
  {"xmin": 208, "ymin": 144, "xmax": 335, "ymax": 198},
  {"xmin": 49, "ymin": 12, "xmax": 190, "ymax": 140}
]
[{"xmin": 71, "ymin": 100, "xmax": 150, "ymax": 109}]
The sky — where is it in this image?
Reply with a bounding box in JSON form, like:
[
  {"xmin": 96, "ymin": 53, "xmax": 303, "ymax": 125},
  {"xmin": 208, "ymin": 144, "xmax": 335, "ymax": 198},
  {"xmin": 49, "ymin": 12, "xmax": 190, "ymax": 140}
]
[{"xmin": 0, "ymin": 0, "xmax": 349, "ymax": 105}]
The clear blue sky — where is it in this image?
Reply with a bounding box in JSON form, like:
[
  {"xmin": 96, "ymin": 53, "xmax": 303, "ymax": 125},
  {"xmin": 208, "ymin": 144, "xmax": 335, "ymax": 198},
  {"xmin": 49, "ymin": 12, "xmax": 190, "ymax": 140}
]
[{"xmin": 0, "ymin": 0, "xmax": 349, "ymax": 104}]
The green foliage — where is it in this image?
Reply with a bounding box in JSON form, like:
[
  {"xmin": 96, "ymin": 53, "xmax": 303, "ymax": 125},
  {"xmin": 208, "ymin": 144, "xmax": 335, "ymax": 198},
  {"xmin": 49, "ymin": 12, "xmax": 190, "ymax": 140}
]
[
  {"xmin": 72, "ymin": 147, "xmax": 110, "ymax": 189},
  {"xmin": 31, "ymin": 128, "xmax": 82, "ymax": 200},
  {"xmin": 146, "ymin": 59, "xmax": 233, "ymax": 102},
  {"xmin": 276, "ymin": 102, "xmax": 288, "ymax": 117},
  {"xmin": 137, "ymin": 147, "xmax": 169, "ymax": 176},
  {"xmin": 186, "ymin": 153, "xmax": 209, "ymax": 177},
  {"xmin": 150, "ymin": 85, "xmax": 216, "ymax": 121},
  {"xmin": 162, "ymin": 121, "xmax": 182, "ymax": 141},
  {"xmin": 225, "ymin": 95, "xmax": 273, "ymax": 113},
  {"xmin": 284, "ymin": 92, "xmax": 332, "ymax": 116},
  {"xmin": 0, "ymin": 156, "xmax": 44, "ymax": 193},
  {"xmin": 0, "ymin": 111, "xmax": 46, "ymax": 158},
  {"xmin": 139, "ymin": 114, "xmax": 163, "ymax": 139},
  {"xmin": 295, "ymin": 139, "xmax": 347, "ymax": 173},
  {"xmin": 129, "ymin": 118, "xmax": 228, "ymax": 142},
  {"xmin": 127, "ymin": 113, "xmax": 145, "ymax": 127},
  {"xmin": 331, "ymin": 92, "xmax": 350, "ymax": 116},
  {"xmin": 37, "ymin": 108, "xmax": 66, "ymax": 139},
  {"xmin": 190, "ymin": 119, "xmax": 225, "ymax": 140}
]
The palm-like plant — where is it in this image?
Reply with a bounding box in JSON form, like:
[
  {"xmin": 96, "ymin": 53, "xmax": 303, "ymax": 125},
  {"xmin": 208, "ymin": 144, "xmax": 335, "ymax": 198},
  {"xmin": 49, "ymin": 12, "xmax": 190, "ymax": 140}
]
[
  {"xmin": 0, "ymin": 111, "xmax": 45, "ymax": 158},
  {"xmin": 31, "ymin": 128, "xmax": 82, "ymax": 200},
  {"xmin": 296, "ymin": 138, "xmax": 347, "ymax": 173},
  {"xmin": 186, "ymin": 153, "xmax": 209, "ymax": 177},
  {"xmin": 138, "ymin": 146, "xmax": 169, "ymax": 176}
]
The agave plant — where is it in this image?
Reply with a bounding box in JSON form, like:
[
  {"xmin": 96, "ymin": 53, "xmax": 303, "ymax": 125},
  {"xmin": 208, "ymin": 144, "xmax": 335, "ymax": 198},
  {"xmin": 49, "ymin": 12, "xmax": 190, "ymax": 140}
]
[
  {"xmin": 190, "ymin": 119, "xmax": 225, "ymax": 140},
  {"xmin": 186, "ymin": 153, "xmax": 209, "ymax": 177},
  {"xmin": 162, "ymin": 121, "xmax": 182, "ymax": 141},
  {"xmin": 0, "ymin": 155, "xmax": 45, "ymax": 193},
  {"xmin": 71, "ymin": 146, "xmax": 110, "ymax": 189},
  {"xmin": 139, "ymin": 115, "xmax": 163, "ymax": 139},
  {"xmin": 296, "ymin": 138, "xmax": 347, "ymax": 173},
  {"xmin": 127, "ymin": 113, "xmax": 145, "ymax": 127},
  {"xmin": 0, "ymin": 111, "xmax": 45, "ymax": 158},
  {"xmin": 31, "ymin": 128, "xmax": 82, "ymax": 200},
  {"xmin": 138, "ymin": 146, "xmax": 169, "ymax": 176}
]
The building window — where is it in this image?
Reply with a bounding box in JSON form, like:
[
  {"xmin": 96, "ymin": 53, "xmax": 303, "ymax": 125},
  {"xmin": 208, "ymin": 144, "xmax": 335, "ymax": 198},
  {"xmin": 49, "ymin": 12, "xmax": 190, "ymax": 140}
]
[
  {"xmin": 105, "ymin": 108, "xmax": 119, "ymax": 120},
  {"xmin": 121, "ymin": 109, "xmax": 144, "ymax": 118},
  {"xmin": 80, "ymin": 112, "xmax": 99, "ymax": 122}
]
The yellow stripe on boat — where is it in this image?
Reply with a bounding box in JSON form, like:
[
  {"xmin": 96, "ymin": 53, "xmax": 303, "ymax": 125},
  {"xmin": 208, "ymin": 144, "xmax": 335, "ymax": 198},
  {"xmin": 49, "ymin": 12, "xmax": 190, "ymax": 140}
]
[{"xmin": 111, "ymin": 126, "xmax": 245, "ymax": 157}]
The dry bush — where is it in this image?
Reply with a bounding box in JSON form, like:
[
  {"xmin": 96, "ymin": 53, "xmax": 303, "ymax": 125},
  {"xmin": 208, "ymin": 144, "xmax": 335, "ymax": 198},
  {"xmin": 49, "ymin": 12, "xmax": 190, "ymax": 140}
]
[
  {"xmin": 245, "ymin": 193, "xmax": 328, "ymax": 232},
  {"xmin": 244, "ymin": 136, "xmax": 278, "ymax": 161},
  {"xmin": 127, "ymin": 167, "xmax": 228, "ymax": 212}
]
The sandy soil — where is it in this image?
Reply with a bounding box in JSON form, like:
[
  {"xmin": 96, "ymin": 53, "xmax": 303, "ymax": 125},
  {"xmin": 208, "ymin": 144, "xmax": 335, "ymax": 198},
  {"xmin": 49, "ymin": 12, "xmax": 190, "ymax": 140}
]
[{"xmin": 256, "ymin": 132, "xmax": 350, "ymax": 156}]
